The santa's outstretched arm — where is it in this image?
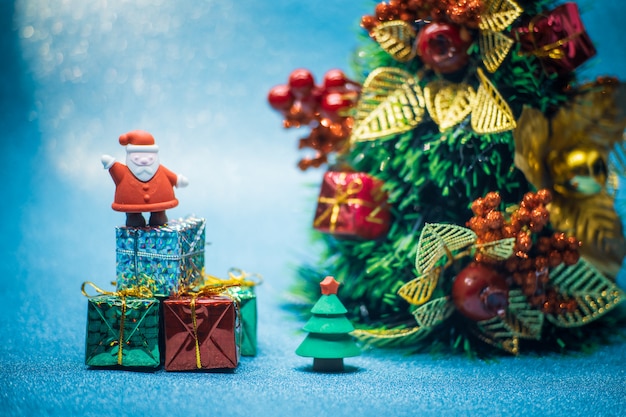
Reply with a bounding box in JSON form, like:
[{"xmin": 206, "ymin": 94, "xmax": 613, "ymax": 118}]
[
  {"xmin": 177, "ymin": 174, "xmax": 189, "ymax": 188},
  {"xmin": 101, "ymin": 154, "xmax": 115, "ymax": 169}
]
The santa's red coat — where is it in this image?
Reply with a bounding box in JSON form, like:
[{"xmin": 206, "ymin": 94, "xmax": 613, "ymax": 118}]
[{"xmin": 108, "ymin": 162, "xmax": 179, "ymax": 212}]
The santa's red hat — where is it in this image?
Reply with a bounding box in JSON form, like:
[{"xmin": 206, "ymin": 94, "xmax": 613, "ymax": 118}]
[{"xmin": 119, "ymin": 130, "xmax": 159, "ymax": 153}]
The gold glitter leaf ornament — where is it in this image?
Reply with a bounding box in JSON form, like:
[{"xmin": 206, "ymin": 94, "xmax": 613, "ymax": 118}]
[
  {"xmin": 424, "ymin": 80, "xmax": 475, "ymax": 131},
  {"xmin": 480, "ymin": 30, "xmax": 515, "ymax": 73},
  {"xmin": 371, "ymin": 20, "xmax": 417, "ymax": 63},
  {"xmin": 399, "ymin": 223, "xmax": 514, "ymax": 306},
  {"xmin": 512, "ymin": 106, "xmax": 551, "ymax": 188},
  {"xmin": 412, "ymin": 297, "xmax": 455, "ymax": 328},
  {"xmin": 506, "ymin": 289, "xmax": 544, "ymax": 338},
  {"xmin": 471, "ymin": 68, "xmax": 517, "ymax": 133},
  {"xmin": 351, "ymin": 297, "xmax": 454, "ymax": 346},
  {"xmin": 351, "ymin": 67, "xmax": 425, "ymax": 142},
  {"xmin": 476, "ymin": 312, "xmax": 538, "ymax": 355},
  {"xmin": 546, "ymin": 258, "xmax": 623, "ymax": 327},
  {"xmin": 474, "ymin": 237, "xmax": 516, "ymax": 260},
  {"xmin": 415, "ymin": 223, "xmax": 477, "ymax": 275},
  {"xmin": 397, "ymin": 269, "xmax": 440, "ymax": 306},
  {"xmin": 476, "ymin": 290, "xmax": 544, "ymax": 355},
  {"xmin": 479, "ymin": 0, "xmax": 523, "ymax": 32}
]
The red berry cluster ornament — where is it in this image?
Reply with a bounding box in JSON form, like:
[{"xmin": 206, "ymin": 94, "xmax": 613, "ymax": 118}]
[
  {"xmin": 268, "ymin": 69, "xmax": 360, "ymax": 170},
  {"xmin": 360, "ymin": 0, "xmax": 484, "ymax": 32},
  {"xmin": 466, "ymin": 190, "xmax": 580, "ymax": 315}
]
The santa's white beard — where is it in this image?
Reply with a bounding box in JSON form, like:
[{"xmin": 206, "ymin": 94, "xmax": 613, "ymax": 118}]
[{"xmin": 127, "ymin": 156, "xmax": 159, "ymax": 182}]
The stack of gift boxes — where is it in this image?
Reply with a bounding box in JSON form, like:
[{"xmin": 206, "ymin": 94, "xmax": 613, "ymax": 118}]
[{"xmin": 84, "ymin": 216, "xmax": 257, "ymax": 371}]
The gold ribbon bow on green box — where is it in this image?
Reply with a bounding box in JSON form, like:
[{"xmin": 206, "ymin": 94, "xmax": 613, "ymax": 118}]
[{"xmin": 82, "ymin": 280, "xmax": 160, "ymax": 368}]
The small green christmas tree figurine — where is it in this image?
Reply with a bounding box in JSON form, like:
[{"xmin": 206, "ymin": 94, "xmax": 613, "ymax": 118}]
[{"xmin": 296, "ymin": 276, "xmax": 360, "ymax": 372}]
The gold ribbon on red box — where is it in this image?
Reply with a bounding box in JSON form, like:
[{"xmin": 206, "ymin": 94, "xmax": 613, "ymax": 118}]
[
  {"xmin": 513, "ymin": 2, "xmax": 596, "ymax": 75},
  {"xmin": 314, "ymin": 171, "xmax": 390, "ymax": 239}
]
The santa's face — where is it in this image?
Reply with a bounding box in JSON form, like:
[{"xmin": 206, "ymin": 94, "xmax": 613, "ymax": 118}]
[{"xmin": 127, "ymin": 151, "xmax": 159, "ymax": 182}]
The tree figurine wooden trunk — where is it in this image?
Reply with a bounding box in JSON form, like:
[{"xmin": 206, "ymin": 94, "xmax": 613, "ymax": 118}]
[{"xmin": 296, "ymin": 276, "xmax": 360, "ymax": 372}]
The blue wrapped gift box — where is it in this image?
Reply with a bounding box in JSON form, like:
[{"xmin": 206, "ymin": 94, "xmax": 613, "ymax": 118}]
[{"xmin": 116, "ymin": 216, "xmax": 205, "ymax": 296}]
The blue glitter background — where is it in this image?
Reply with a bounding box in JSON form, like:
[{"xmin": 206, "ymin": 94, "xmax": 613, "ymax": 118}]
[{"xmin": 1, "ymin": 1, "xmax": 625, "ymax": 416}]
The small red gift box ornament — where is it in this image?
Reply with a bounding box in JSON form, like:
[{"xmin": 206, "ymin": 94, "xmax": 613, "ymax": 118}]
[
  {"xmin": 163, "ymin": 295, "xmax": 240, "ymax": 371},
  {"xmin": 513, "ymin": 2, "xmax": 596, "ymax": 76},
  {"xmin": 313, "ymin": 171, "xmax": 391, "ymax": 240}
]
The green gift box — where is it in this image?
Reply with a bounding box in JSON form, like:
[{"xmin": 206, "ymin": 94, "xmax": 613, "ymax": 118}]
[
  {"xmin": 227, "ymin": 286, "xmax": 257, "ymax": 356},
  {"xmin": 85, "ymin": 292, "xmax": 160, "ymax": 368}
]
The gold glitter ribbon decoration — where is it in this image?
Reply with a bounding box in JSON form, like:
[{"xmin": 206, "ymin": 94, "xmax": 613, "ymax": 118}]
[
  {"xmin": 81, "ymin": 280, "xmax": 153, "ymax": 365},
  {"xmin": 313, "ymin": 175, "xmax": 375, "ymax": 232},
  {"xmin": 203, "ymin": 268, "xmax": 263, "ymax": 288},
  {"xmin": 352, "ymin": 297, "xmax": 455, "ymax": 348},
  {"xmin": 189, "ymin": 296, "xmax": 202, "ymax": 369}
]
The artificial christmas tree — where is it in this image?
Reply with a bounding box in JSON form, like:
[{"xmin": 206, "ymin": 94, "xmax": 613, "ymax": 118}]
[
  {"xmin": 270, "ymin": 0, "xmax": 626, "ymax": 356},
  {"xmin": 296, "ymin": 276, "xmax": 360, "ymax": 371}
]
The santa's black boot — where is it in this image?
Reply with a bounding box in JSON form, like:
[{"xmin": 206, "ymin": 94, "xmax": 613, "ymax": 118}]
[
  {"xmin": 149, "ymin": 211, "xmax": 168, "ymax": 226},
  {"xmin": 126, "ymin": 213, "xmax": 146, "ymax": 227}
]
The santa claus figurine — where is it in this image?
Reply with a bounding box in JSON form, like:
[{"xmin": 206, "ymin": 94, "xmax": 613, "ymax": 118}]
[{"xmin": 101, "ymin": 130, "xmax": 189, "ymax": 227}]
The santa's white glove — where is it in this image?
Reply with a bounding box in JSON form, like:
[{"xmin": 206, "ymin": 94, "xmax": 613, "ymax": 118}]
[
  {"xmin": 101, "ymin": 154, "xmax": 115, "ymax": 169},
  {"xmin": 177, "ymin": 174, "xmax": 189, "ymax": 188}
]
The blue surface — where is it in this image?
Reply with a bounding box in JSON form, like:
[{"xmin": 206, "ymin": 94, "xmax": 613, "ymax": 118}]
[{"xmin": 1, "ymin": 1, "xmax": 626, "ymax": 416}]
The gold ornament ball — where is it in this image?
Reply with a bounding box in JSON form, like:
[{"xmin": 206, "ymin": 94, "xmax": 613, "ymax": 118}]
[{"xmin": 547, "ymin": 147, "xmax": 607, "ymax": 198}]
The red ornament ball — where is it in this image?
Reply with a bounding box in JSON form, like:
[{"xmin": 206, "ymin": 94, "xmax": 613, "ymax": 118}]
[
  {"xmin": 267, "ymin": 84, "xmax": 294, "ymax": 111},
  {"xmin": 415, "ymin": 22, "xmax": 472, "ymax": 74},
  {"xmin": 288, "ymin": 69, "xmax": 315, "ymax": 97},
  {"xmin": 322, "ymin": 69, "xmax": 349, "ymax": 90},
  {"xmin": 452, "ymin": 262, "xmax": 509, "ymax": 321},
  {"xmin": 320, "ymin": 92, "xmax": 353, "ymax": 121}
]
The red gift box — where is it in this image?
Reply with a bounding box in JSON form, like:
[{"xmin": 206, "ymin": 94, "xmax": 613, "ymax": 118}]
[
  {"xmin": 163, "ymin": 295, "xmax": 240, "ymax": 371},
  {"xmin": 513, "ymin": 2, "xmax": 596, "ymax": 75},
  {"xmin": 313, "ymin": 171, "xmax": 390, "ymax": 239}
]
